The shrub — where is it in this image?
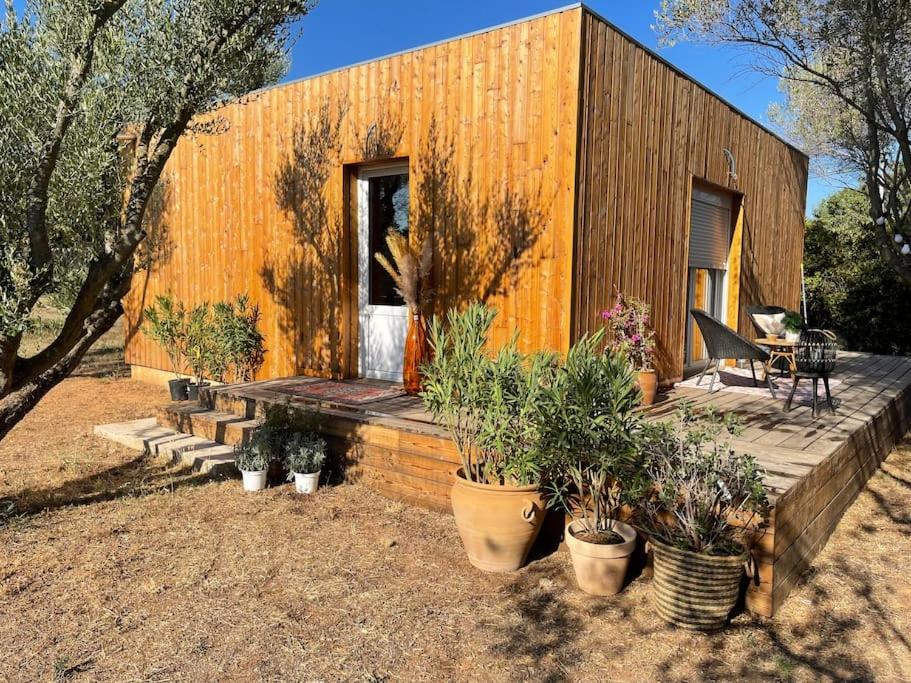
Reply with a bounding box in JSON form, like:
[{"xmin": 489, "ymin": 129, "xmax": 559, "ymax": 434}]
[
  {"xmin": 254, "ymin": 401, "xmax": 322, "ymax": 463},
  {"xmin": 234, "ymin": 440, "xmax": 270, "ymax": 473},
  {"xmin": 184, "ymin": 303, "xmax": 215, "ymax": 384},
  {"xmin": 538, "ymin": 330, "xmax": 646, "ymax": 537},
  {"xmin": 782, "ymin": 310, "xmax": 805, "ymax": 334},
  {"xmin": 601, "ymin": 291, "xmax": 655, "ymax": 371},
  {"xmin": 639, "ymin": 403, "xmax": 769, "ymax": 556},
  {"xmin": 143, "ymin": 294, "xmax": 187, "ymax": 377},
  {"xmin": 421, "ymin": 303, "xmax": 554, "ymax": 485},
  {"xmin": 284, "ymin": 432, "xmax": 327, "ymax": 476}
]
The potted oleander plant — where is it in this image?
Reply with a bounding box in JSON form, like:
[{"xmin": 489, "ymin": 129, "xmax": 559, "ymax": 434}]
[
  {"xmin": 234, "ymin": 439, "xmax": 270, "ymax": 492},
  {"xmin": 539, "ymin": 330, "xmax": 646, "ymax": 596},
  {"xmin": 639, "ymin": 404, "xmax": 769, "ymax": 631},
  {"xmin": 285, "ymin": 432, "xmax": 327, "ymax": 494},
  {"xmin": 421, "ymin": 303, "xmax": 554, "ymax": 572},
  {"xmin": 143, "ymin": 294, "xmax": 189, "ymax": 400},
  {"xmin": 602, "ymin": 291, "xmax": 658, "ymax": 405},
  {"xmin": 184, "ymin": 303, "xmax": 215, "ymax": 401}
]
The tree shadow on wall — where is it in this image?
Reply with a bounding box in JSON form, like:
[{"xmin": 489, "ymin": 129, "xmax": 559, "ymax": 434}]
[
  {"xmin": 268, "ymin": 108, "xmax": 552, "ymax": 378},
  {"xmin": 124, "ymin": 179, "xmax": 174, "ymax": 353},
  {"xmin": 413, "ymin": 120, "xmax": 550, "ymax": 322},
  {"xmin": 268, "ymin": 100, "xmax": 350, "ymax": 377}
]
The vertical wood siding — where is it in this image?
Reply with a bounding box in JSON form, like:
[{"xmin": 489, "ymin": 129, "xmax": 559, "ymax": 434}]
[
  {"xmin": 124, "ymin": 8, "xmax": 584, "ymax": 379},
  {"xmin": 572, "ymin": 10, "xmax": 809, "ymax": 381}
]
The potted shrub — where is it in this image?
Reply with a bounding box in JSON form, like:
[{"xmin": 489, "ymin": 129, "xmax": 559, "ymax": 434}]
[
  {"xmin": 539, "ymin": 331, "xmax": 646, "ymax": 596},
  {"xmin": 639, "ymin": 405, "xmax": 770, "ymax": 631},
  {"xmin": 143, "ymin": 294, "xmax": 189, "ymax": 400},
  {"xmin": 184, "ymin": 303, "xmax": 214, "ymax": 401},
  {"xmin": 783, "ymin": 310, "xmax": 805, "ymax": 341},
  {"xmin": 255, "ymin": 401, "xmax": 322, "ymax": 486},
  {"xmin": 285, "ymin": 432, "xmax": 327, "ymax": 494},
  {"xmin": 225, "ymin": 294, "xmax": 266, "ymax": 382},
  {"xmin": 234, "ymin": 439, "xmax": 270, "ymax": 492},
  {"xmin": 421, "ymin": 303, "xmax": 553, "ymax": 572},
  {"xmin": 375, "ymin": 231, "xmax": 433, "ymax": 395},
  {"xmin": 602, "ymin": 292, "xmax": 658, "ymax": 405}
]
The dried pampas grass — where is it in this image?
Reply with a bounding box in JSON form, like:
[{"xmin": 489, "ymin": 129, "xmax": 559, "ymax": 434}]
[{"xmin": 375, "ymin": 232, "xmax": 433, "ymax": 311}]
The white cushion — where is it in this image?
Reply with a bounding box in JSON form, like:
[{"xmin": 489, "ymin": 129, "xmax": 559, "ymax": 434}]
[{"xmin": 753, "ymin": 312, "xmax": 786, "ymax": 336}]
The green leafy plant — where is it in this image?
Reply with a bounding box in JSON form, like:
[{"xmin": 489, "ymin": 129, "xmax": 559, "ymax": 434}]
[
  {"xmin": 228, "ymin": 295, "xmax": 266, "ymax": 382},
  {"xmin": 639, "ymin": 403, "xmax": 770, "ymax": 556},
  {"xmin": 420, "ymin": 303, "xmax": 554, "ymax": 485},
  {"xmin": 539, "ymin": 330, "xmax": 646, "ymax": 540},
  {"xmin": 184, "ymin": 303, "xmax": 215, "ymax": 385},
  {"xmin": 142, "ymin": 294, "xmax": 187, "ymax": 378},
  {"xmin": 234, "ymin": 440, "xmax": 270, "ymax": 473},
  {"xmin": 284, "ymin": 432, "xmax": 327, "ymax": 476},
  {"xmin": 254, "ymin": 401, "xmax": 322, "ymax": 463},
  {"xmin": 782, "ymin": 310, "xmax": 805, "ymax": 334}
]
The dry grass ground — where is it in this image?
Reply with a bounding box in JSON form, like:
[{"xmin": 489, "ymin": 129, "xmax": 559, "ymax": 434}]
[{"xmin": 2, "ymin": 324, "xmax": 910, "ymax": 681}]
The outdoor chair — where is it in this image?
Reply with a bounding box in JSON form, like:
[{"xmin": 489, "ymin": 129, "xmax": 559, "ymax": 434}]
[
  {"xmin": 783, "ymin": 329, "xmax": 838, "ymax": 417},
  {"xmin": 746, "ymin": 305, "xmax": 788, "ymax": 338},
  {"xmin": 690, "ymin": 308, "xmax": 777, "ymax": 397}
]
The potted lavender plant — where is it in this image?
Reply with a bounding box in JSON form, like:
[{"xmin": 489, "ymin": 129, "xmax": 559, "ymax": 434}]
[{"xmin": 602, "ymin": 292, "xmax": 658, "ymax": 405}]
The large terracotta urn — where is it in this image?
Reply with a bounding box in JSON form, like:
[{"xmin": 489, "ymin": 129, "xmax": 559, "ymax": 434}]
[
  {"xmin": 450, "ymin": 469, "xmax": 545, "ymax": 572},
  {"xmin": 403, "ymin": 310, "xmax": 430, "ymax": 395}
]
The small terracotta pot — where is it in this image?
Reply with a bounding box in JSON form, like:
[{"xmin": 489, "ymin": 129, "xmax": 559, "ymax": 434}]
[
  {"xmin": 450, "ymin": 469, "xmax": 545, "ymax": 572},
  {"xmin": 636, "ymin": 370, "xmax": 658, "ymax": 406},
  {"xmin": 649, "ymin": 538, "xmax": 746, "ymax": 631},
  {"xmin": 565, "ymin": 519, "xmax": 637, "ymax": 596},
  {"xmin": 403, "ymin": 311, "xmax": 430, "ymax": 395}
]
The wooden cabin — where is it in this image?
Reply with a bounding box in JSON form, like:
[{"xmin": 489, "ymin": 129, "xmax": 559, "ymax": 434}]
[{"xmin": 124, "ymin": 3, "xmax": 808, "ymax": 386}]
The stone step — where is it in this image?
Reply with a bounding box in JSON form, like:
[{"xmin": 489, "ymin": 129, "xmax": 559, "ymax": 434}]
[
  {"xmin": 156, "ymin": 403, "xmax": 259, "ymax": 446},
  {"xmin": 94, "ymin": 418, "xmax": 236, "ymax": 476}
]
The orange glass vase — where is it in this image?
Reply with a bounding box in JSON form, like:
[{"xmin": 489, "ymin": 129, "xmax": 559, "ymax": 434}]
[{"xmin": 403, "ymin": 310, "xmax": 430, "ymax": 395}]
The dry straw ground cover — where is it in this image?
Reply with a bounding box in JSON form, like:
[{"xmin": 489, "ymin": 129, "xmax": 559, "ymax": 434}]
[{"xmin": 1, "ymin": 325, "xmax": 910, "ymax": 681}]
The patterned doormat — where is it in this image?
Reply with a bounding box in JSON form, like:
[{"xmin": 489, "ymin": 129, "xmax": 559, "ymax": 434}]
[
  {"xmin": 677, "ymin": 367, "xmax": 842, "ymax": 408},
  {"xmin": 272, "ymin": 380, "xmax": 405, "ymax": 405}
]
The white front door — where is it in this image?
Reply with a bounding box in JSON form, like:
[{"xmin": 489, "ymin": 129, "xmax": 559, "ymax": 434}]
[{"xmin": 357, "ymin": 164, "xmax": 410, "ymax": 382}]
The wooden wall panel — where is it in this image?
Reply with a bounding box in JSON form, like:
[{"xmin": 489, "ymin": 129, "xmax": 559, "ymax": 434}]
[
  {"xmin": 124, "ymin": 7, "xmax": 584, "ymax": 380},
  {"xmin": 572, "ymin": 10, "xmax": 809, "ymax": 382}
]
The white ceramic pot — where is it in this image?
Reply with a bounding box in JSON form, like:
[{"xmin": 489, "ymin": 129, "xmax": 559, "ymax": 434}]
[
  {"xmin": 294, "ymin": 471, "xmax": 320, "ymax": 494},
  {"xmin": 241, "ymin": 469, "xmax": 268, "ymax": 492},
  {"xmin": 785, "ymin": 331, "xmax": 800, "ymax": 342}
]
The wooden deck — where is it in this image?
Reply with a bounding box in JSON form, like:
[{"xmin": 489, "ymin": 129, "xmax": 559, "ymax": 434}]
[{"xmin": 179, "ymin": 351, "xmax": 911, "ymax": 618}]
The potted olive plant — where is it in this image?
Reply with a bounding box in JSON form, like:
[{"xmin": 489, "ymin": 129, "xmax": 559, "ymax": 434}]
[
  {"xmin": 421, "ymin": 303, "xmax": 553, "ymax": 572},
  {"xmin": 285, "ymin": 432, "xmax": 327, "ymax": 494},
  {"xmin": 143, "ymin": 294, "xmax": 189, "ymax": 400},
  {"xmin": 602, "ymin": 292, "xmax": 658, "ymax": 405},
  {"xmin": 539, "ymin": 330, "xmax": 646, "ymax": 596},
  {"xmin": 234, "ymin": 439, "xmax": 270, "ymax": 492},
  {"xmin": 639, "ymin": 404, "xmax": 769, "ymax": 631}
]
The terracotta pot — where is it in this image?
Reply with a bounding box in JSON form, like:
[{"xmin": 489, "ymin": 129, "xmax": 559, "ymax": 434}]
[
  {"xmin": 565, "ymin": 519, "xmax": 637, "ymax": 596},
  {"xmin": 450, "ymin": 469, "xmax": 545, "ymax": 572},
  {"xmin": 403, "ymin": 310, "xmax": 430, "ymax": 395},
  {"xmin": 650, "ymin": 537, "xmax": 746, "ymax": 631},
  {"xmin": 636, "ymin": 370, "xmax": 658, "ymax": 406}
]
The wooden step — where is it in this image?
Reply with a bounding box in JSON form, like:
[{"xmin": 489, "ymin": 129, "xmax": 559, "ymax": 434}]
[
  {"xmin": 156, "ymin": 403, "xmax": 259, "ymax": 446},
  {"xmin": 94, "ymin": 418, "xmax": 236, "ymax": 476}
]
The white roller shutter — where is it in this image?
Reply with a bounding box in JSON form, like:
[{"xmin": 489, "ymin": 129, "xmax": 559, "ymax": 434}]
[{"xmin": 688, "ymin": 187, "xmax": 732, "ymax": 270}]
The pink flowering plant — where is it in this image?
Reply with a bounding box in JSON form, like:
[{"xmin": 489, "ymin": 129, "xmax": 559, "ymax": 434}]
[{"xmin": 601, "ymin": 292, "xmax": 656, "ymax": 371}]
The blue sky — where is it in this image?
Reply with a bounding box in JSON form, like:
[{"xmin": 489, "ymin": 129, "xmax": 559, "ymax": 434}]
[
  {"xmin": 287, "ymin": 0, "xmax": 840, "ymax": 215},
  {"xmin": 9, "ymin": 0, "xmax": 839, "ymax": 213}
]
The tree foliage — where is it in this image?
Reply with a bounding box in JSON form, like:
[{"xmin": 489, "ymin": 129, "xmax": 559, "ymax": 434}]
[
  {"xmin": 804, "ymin": 185, "xmax": 911, "ymax": 355},
  {"xmin": 655, "ymin": 0, "xmax": 911, "ymax": 285},
  {"xmin": 0, "ymin": 0, "xmax": 314, "ymax": 441}
]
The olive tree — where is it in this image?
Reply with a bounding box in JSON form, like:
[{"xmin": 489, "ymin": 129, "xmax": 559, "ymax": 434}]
[
  {"xmin": 0, "ymin": 0, "xmax": 314, "ymax": 442},
  {"xmin": 655, "ymin": 0, "xmax": 911, "ymax": 285}
]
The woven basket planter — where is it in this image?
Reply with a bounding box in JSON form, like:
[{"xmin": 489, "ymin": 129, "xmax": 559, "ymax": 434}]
[{"xmin": 650, "ymin": 538, "xmax": 746, "ymax": 631}]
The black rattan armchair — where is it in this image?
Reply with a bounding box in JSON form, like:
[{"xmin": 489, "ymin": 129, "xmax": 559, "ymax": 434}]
[
  {"xmin": 783, "ymin": 329, "xmax": 837, "ymax": 417},
  {"xmin": 690, "ymin": 308, "xmax": 777, "ymax": 397}
]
